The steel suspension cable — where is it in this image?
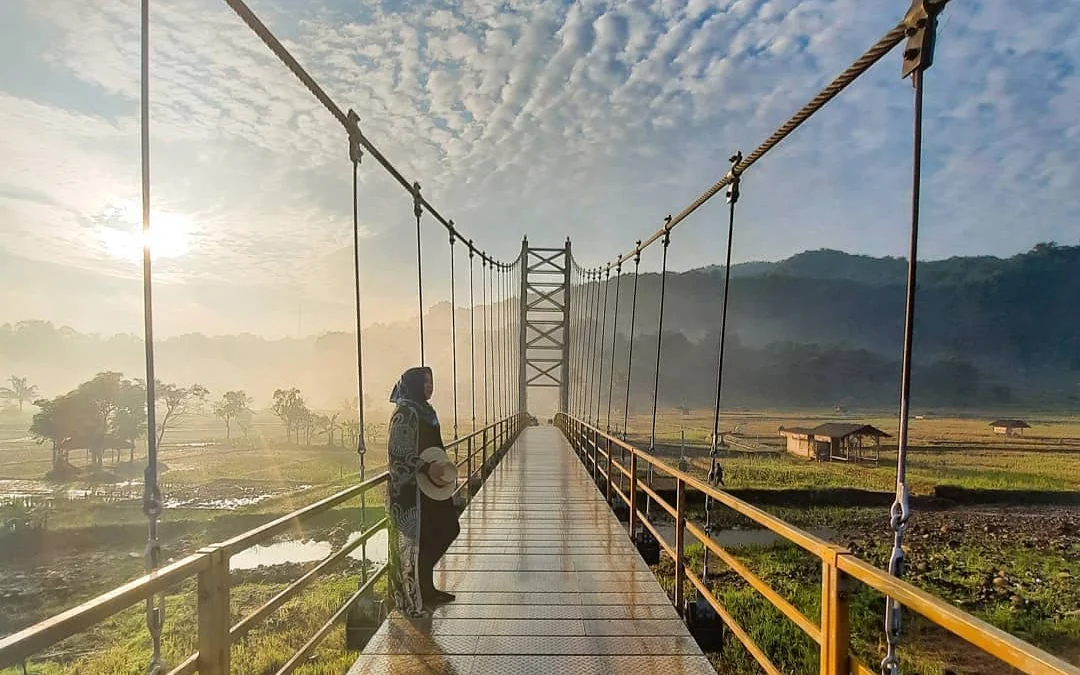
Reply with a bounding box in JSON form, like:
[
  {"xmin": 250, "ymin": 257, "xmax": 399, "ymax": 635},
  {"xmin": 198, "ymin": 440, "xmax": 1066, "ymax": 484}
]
[
  {"xmin": 494, "ymin": 265, "xmax": 500, "ymax": 421},
  {"xmin": 502, "ymin": 266, "xmax": 509, "ymax": 419},
  {"xmin": 585, "ymin": 270, "xmax": 601, "ymax": 424},
  {"xmin": 595, "ymin": 265, "xmax": 611, "ymax": 425},
  {"xmin": 449, "ymin": 228, "xmax": 459, "ymax": 444},
  {"xmin": 507, "ymin": 265, "xmax": 511, "ymax": 419},
  {"xmin": 412, "ymin": 182, "xmax": 425, "ymax": 365},
  {"xmin": 469, "ymin": 245, "xmax": 477, "ymax": 433},
  {"xmin": 139, "ymin": 1, "xmax": 165, "ymax": 671},
  {"xmin": 605, "ymin": 262, "xmax": 623, "ymax": 433},
  {"xmin": 604, "ymin": 17, "xmax": 920, "ymax": 269},
  {"xmin": 571, "ymin": 266, "xmax": 584, "ymax": 418},
  {"xmin": 570, "ymin": 266, "xmax": 578, "ymax": 419},
  {"xmin": 498, "ymin": 265, "xmax": 505, "ymax": 420},
  {"xmin": 882, "ymin": 2, "xmax": 942, "ymax": 667},
  {"xmin": 347, "ymin": 113, "xmax": 370, "ymax": 585},
  {"xmin": 621, "ymin": 244, "xmax": 642, "ymax": 439},
  {"xmin": 703, "ymin": 152, "xmax": 742, "ymax": 584},
  {"xmin": 646, "ymin": 222, "xmax": 673, "ymax": 519},
  {"xmin": 583, "ymin": 270, "xmax": 591, "ymax": 421},
  {"xmin": 499, "ymin": 265, "xmax": 505, "ymax": 420},
  {"xmin": 590, "ymin": 269, "xmax": 605, "ymax": 424},
  {"xmin": 482, "ymin": 258, "xmax": 490, "ymax": 429}
]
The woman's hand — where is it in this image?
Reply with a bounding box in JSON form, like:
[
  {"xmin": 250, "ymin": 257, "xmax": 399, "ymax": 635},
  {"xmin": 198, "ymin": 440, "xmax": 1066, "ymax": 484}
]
[{"xmin": 425, "ymin": 461, "xmax": 452, "ymax": 486}]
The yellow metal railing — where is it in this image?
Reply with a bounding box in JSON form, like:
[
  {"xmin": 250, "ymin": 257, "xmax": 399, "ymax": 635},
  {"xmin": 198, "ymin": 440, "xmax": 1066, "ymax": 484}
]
[
  {"xmin": 0, "ymin": 414, "xmax": 527, "ymax": 674},
  {"xmin": 556, "ymin": 413, "xmax": 1079, "ymax": 675}
]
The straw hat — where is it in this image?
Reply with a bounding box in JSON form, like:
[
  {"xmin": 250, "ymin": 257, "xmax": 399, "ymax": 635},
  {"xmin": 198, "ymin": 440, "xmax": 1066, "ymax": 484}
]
[{"xmin": 417, "ymin": 446, "xmax": 458, "ymax": 501}]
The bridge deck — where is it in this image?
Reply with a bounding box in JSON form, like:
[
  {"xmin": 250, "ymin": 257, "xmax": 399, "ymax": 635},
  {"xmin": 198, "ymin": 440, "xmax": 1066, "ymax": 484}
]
[{"xmin": 348, "ymin": 426, "xmax": 714, "ymax": 675}]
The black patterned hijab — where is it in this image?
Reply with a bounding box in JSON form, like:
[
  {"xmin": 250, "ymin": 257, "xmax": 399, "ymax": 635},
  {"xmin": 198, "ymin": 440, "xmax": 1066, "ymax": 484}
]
[{"xmin": 390, "ymin": 366, "xmax": 439, "ymax": 427}]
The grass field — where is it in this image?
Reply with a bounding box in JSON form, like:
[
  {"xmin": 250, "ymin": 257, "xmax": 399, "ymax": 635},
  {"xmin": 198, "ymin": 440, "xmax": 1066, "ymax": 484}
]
[
  {"xmin": 620, "ymin": 409, "xmax": 1080, "ymax": 493},
  {"xmin": 2, "ymin": 407, "xmax": 1078, "ymax": 673}
]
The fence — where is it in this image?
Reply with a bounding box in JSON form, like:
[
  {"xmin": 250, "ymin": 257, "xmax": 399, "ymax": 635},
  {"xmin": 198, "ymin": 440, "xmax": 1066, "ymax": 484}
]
[
  {"xmin": 0, "ymin": 414, "xmax": 527, "ymax": 674},
  {"xmin": 557, "ymin": 412, "xmax": 1080, "ymax": 675}
]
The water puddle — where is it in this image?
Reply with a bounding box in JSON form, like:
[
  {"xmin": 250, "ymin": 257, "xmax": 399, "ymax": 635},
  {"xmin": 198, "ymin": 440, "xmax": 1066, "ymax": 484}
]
[
  {"xmin": 163, "ymin": 484, "xmax": 312, "ymax": 510},
  {"xmin": 0, "ymin": 478, "xmax": 141, "ymax": 503},
  {"xmin": 230, "ymin": 529, "xmax": 389, "ymax": 570}
]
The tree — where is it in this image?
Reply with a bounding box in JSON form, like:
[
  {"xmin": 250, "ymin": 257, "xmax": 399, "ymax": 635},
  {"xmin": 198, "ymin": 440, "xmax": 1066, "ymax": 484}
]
[
  {"xmin": 30, "ymin": 372, "xmax": 146, "ymax": 472},
  {"xmin": 272, "ymin": 388, "xmax": 307, "ymax": 443},
  {"xmin": 5, "ymin": 376, "xmax": 39, "ymax": 412},
  {"xmin": 315, "ymin": 413, "xmax": 340, "ymax": 447},
  {"xmin": 30, "ymin": 393, "xmax": 84, "ymax": 472},
  {"xmin": 156, "ymin": 382, "xmax": 209, "ymax": 447},
  {"xmin": 113, "ymin": 381, "xmax": 148, "ymax": 463},
  {"xmin": 236, "ymin": 407, "xmax": 254, "ymax": 442},
  {"xmin": 213, "ymin": 390, "xmax": 251, "ymax": 440}
]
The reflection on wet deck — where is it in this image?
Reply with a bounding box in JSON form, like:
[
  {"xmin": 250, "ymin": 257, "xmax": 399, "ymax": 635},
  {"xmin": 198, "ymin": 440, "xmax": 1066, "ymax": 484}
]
[{"xmin": 348, "ymin": 426, "xmax": 713, "ymax": 675}]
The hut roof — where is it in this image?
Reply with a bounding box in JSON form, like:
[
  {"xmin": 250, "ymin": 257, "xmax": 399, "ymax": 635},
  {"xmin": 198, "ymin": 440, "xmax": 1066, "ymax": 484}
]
[{"xmin": 989, "ymin": 419, "xmax": 1030, "ymax": 428}]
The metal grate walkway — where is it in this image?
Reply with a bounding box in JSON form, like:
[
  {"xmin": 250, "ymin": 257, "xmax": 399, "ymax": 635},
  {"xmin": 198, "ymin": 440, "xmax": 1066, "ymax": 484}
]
[{"xmin": 348, "ymin": 426, "xmax": 714, "ymax": 675}]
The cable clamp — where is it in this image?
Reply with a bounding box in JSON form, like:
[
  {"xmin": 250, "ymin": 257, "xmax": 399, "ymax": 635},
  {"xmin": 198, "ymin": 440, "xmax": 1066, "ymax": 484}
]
[{"xmin": 902, "ymin": 0, "xmax": 945, "ymax": 79}]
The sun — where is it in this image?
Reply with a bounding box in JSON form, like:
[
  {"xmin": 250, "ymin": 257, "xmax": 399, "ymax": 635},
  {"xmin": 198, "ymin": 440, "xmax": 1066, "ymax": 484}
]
[{"xmin": 99, "ymin": 200, "xmax": 193, "ymax": 262}]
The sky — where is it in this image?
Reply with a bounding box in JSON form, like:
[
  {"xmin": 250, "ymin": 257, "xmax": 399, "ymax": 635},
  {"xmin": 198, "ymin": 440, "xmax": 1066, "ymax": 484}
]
[{"xmin": 0, "ymin": 0, "xmax": 1077, "ymax": 338}]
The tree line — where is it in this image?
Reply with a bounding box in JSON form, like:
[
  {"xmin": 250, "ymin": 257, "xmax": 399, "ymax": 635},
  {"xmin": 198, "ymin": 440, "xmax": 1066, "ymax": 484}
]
[{"xmin": 15, "ymin": 372, "xmax": 366, "ymax": 477}]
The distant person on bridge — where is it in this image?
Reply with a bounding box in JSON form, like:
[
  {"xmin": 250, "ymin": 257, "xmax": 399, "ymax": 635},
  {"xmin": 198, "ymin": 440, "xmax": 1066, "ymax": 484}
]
[{"xmin": 386, "ymin": 366, "xmax": 460, "ymax": 617}]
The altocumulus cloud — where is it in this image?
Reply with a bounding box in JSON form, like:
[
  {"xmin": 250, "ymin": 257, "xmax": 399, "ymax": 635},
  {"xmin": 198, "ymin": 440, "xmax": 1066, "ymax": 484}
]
[{"xmin": 0, "ymin": 0, "xmax": 1077, "ymax": 336}]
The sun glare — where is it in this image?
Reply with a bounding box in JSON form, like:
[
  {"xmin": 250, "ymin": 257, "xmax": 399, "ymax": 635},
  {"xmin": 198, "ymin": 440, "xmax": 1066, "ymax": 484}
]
[{"xmin": 99, "ymin": 200, "xmax": 192, "ymax": 262}]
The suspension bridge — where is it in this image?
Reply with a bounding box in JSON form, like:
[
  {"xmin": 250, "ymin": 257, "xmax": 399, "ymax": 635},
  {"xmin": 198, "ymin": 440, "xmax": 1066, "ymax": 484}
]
[{"xmin": 1, "ymin": 0, "xmax": 1078, "ymax": 674}]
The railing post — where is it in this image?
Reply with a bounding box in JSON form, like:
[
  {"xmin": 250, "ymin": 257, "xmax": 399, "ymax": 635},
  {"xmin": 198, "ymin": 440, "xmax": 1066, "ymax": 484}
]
[
  {"xmin": 591, "ymin": 428, "xmax": 598, "ymax": 481},
  {"xmin": 482, "ymin": 428, "xmax": 489, "ymax": 475},
  {"xmin": 628, "ymin": 452, "xmax": 638, "ymax": 538},
  {"xmin": 820, "ymin": 548, "xmax": 851, "ymax": 675},
  {"xmin": 197, "ymin": 545, "xmax": 231, "ymax": 675},
  {"xmin": 605, "ymin": 435, "xmax": 613, "ymax": 502},
  {"xmin": 674, "ymin": 478, "xmax": 686, "ymax": 614},
  {"xmin": 466, "ymin": 436, "xmax": 473, "ymax": 500}
]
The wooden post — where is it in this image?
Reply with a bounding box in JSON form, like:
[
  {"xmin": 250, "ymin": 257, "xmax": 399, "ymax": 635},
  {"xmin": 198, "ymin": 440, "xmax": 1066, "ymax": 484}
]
[
  {"xmin": 605, "ymin": 436, "xmax": 613, "ymax": 502},
  {"xmin": 628, "ymin": 452, "xmax": 638, "ymax": 538},
  {"xmin": 674, "ymin": 478, "xmax": 686, "ymax": 613},
  {"xmin": 197, "ymin": 545, "xmax": 230, "ymax": 675},
  {"xmin": 466, "ymin": 436, "xmax": 473, "ymax": 500},
  {"xmin": 482, "ymin": 428, "xmax": 488, "ymax": 475},
  {"xmin": 820, "ymin": 548, "xmax": 851, "ymax": 675},
  {"xmin": 591, "ymin": 428, "xmax": 599, "ymax": 481}
]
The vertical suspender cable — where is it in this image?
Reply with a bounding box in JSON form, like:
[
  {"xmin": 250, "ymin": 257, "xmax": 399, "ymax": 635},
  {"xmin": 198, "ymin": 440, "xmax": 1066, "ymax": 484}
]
[
  {"xmin": 482, "ymin": 258, "xmax": 490, "ymax": 429},
  {"xmin": 347, "ymin": 113, "xmax": 370, "ymax": 584},
  {"xmin": 412, "ymin": 182, "xmax": 425, "ymax": 366},
  {"xmin": 583, "ymin": 270, "xmax": 596, "ymax": 424},
  {"xmin": 495, "ymin": 265, "xmax": 500, "ymax": 422},
  {"xmin": 469, "ymin": 245, "xmax": 477, "ymax": 434},
  {"xmin": 703, "ymin": 152, "xmax": 741, "ymax": 583},
  {"xmin": 883, "ymin": 4, "xmax": 940, "ymax": 666},
  {"xmin": 595, "ymin": 265, "xmax": 610, "ymax": 426},
  {"xmin": 505, "ymin": 266, "xmax": 511, "ymax": 420},
  {"xmin": 569, "ymin": 265, "xmax": 578, "ymax": 418},
  {"xmin": 647, "ymin": 222, "xmax": 673, "ymax": 518},
  {"xmin": 449, "ymin": 228, "xmax": 459, "ymax": 444},
  {"xmin": 139, "ymin": 2, "xmax": 166, "ymax": 672},
  {"xmin": 605, "ymin": 262, "xmax": 623, "ymax": 433},
  {"xmin": 621, "ymin": 244, "xmax": 642, "ymax": 440},
  {"xmin": 495, "ymin": 262, "xmax": 501, "ymax": 423},
  {"xmin": 587, "ymin": 269, "xmax": 603, "ymax": 425}
]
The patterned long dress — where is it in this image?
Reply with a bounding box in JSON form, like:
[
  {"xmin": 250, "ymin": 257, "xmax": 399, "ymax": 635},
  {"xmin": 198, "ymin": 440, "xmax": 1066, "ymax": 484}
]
[{"xmin": 386, "ymin": 404, "xmax": 460, "ymax": 617}]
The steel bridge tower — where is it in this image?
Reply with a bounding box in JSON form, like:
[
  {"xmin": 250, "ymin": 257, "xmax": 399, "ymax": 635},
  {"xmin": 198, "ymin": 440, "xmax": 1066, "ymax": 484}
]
[{"xmin": 517, "ymin": 237, "xmax": 572, "ymax": 414}]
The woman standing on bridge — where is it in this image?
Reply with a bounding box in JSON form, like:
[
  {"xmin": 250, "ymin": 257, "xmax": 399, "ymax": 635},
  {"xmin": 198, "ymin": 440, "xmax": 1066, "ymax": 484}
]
[{"xmin": 386, "ymin": 366, "xmax": 461, "ymax": 617}]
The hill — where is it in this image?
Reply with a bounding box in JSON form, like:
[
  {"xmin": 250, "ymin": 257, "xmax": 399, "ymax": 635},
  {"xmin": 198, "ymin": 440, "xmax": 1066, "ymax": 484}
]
[{"xmin": 2, "ymin": 243, "xmax": 1078, "ymax": 415}]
